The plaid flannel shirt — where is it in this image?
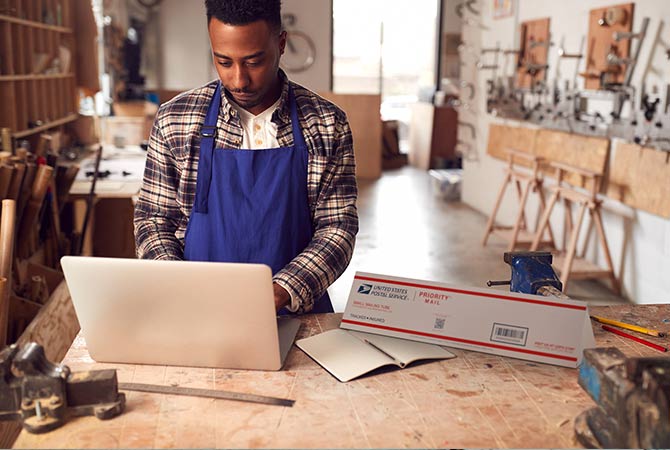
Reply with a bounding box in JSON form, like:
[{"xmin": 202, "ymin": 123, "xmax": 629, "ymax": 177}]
[{"xmin": 134, "ymin": 72, "xmax": 359, "ymax": 313}]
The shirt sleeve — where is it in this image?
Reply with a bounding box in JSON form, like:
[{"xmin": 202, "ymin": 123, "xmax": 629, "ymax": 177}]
[
  {"xmin": 273, "ymin": 112, "xmax": 359, "ymax": 313},
  {"xmin": 134, "ymin": 113, "xmax": 185, "ymax": 260}
]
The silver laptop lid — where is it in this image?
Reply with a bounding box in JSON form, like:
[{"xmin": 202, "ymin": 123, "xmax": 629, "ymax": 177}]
[{"xmin": 61, "ymin": 256, "xmax": 298, "ymax": 370}]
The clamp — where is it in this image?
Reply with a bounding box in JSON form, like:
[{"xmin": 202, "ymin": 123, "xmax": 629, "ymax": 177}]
[
  {"xmin": 488, "ymin": 251, "xmax": 563, "ymax": 296},
  {"xmin": 0, "ymin": 342, "xmax": 125, "ymax": 433},
  {"xmin": 576, "ymin": 347, "xmax": 670, "ymax": 448}
]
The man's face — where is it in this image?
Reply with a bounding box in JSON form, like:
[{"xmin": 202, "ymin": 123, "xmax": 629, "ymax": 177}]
[{"xmin": 208, "ymin": 18, "xmax": 286, "ymax": 115}]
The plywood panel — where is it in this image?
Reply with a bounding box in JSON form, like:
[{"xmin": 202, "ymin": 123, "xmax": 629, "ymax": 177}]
[
  {"xmin": 534, "ymin": 129, "xmax": 609, "ymax": 187},
  {"xmin": 486, "ymin": 123, "xmax": 537, "ymax": 167},
  {"xmin": 607, "ymin": 141, "xmax": 670, "ymax": 218},
  {"xmin": 516, "ymin": 18, "xmax": 550, "ymax": 89},
  {"xmin": 319, "ymin": 92, "xmax": 382, "ymax": 180},
  {"xmin": 584, "ymin": 3, "xmax": 634, "ymax": 90}
]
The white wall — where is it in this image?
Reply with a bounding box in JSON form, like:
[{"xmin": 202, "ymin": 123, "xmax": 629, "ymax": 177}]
[
  {"xmin": 282, "ymin": 0, "xmax": 333, "ymax": 91},
  {"xmin": 460, "ymin": 0, "xmax": 670, "ymax": 303},
  {"xmin": 155, "ymin": 0, "xmax": 332, "ymax": 92},
  {"xmin": 158, "ymin": 0, "xmax": 211, "ymax": 90}
]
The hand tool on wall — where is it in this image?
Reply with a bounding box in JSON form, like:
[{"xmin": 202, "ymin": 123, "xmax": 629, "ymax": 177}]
[
  {"xmin": 575, "ymin": 347, "xmax": 670, "ymax": 448},
  {"xmin": 528, "ymin": 38, "xmax": 552, "ymax": 50},
  {"xmin": 0, "ymin": 199, "xmax": 15, "ymax": 346},
  {"xmin": 457, "ymin": 121, "xmax": 476, "ymax": 140},
  {"xmin": 524, "ymin": 62, "xmax": 549, "ymax": 76},
  {"xmin": 615, "ymin": 17, "xmax": 649, "ymax": 89},
  {"xmin": 556, "ymin": 36, "xmax": 585, "ymax": 91},
  {"xmin": 487, "ymin": 251, "xmax": 564, "ymax": 297},
  {"xmin": 460, "ymin": 81, "xmax": 475, "ymax": 100},
  {"xmin": 0, "ymin": 342, "xmax": 125, "ymax": 434},
  {"xmin": 455, "ymin": 0, "xmax": 480, "ymax": 19}
]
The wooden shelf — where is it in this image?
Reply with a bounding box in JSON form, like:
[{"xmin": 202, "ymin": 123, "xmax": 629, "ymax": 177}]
[
  {"xmin": 12, "ymin": 113, "xmax": 78, "ymax": 139},
  {"xmin": 0, "ymin": 1, "xmax": 77, "ymax": 139},
  {"xmin": 0, "ymin": 73, "xmax": 74, "ymax": 81},
  {"xmin": 0, "ymin": 14, "xmax": 72, "ymax": 33}
]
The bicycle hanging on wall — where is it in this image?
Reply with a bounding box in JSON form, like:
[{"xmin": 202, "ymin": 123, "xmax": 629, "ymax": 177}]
[{"xmin": 281, "ymin": 13, "xmax": 316, "ymax": 73}]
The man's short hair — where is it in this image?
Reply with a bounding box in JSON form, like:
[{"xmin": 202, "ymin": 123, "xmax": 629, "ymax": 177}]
[{"xmin": 205, "ymin": 0, "xmax": 282, "ymax": 32}]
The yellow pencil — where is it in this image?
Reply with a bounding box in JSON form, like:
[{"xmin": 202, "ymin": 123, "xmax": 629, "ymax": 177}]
[{"xmin": 590, "ymin": 315, "xmax": 666, "ymax": 338}]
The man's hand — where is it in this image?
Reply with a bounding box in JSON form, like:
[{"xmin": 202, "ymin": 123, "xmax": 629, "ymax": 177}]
[{"xmin": 273, "ymin": 283, "xmax": 290, "ymax": 312}]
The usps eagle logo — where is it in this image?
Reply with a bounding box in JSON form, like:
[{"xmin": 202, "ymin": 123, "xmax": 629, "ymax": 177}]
[{"xmin": 357, "ymin": 284, "xmax": 373, "ymax": 295}]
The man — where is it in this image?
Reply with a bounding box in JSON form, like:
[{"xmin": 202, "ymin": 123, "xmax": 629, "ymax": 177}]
[{"xmin": 134, "ymin": 0, "xmax": 358, "ymax": 315}]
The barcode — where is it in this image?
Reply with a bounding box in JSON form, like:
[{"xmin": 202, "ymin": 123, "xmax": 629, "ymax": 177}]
[
  {"xmin": 491, "ymin": 323, "xmax": 528, "ymax": 346},
  {"xmin": 495, "ymin": 327, "xmax": 525, "ymax": 339},
  {"xmin": 434, "ymin": 318, "xmax": 445, "ymax": 329}
]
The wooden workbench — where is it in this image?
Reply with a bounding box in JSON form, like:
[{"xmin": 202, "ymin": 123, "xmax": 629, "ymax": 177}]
[{"xmin": 13, "ymin": 305, "xmax": 670, "ymax": 448}]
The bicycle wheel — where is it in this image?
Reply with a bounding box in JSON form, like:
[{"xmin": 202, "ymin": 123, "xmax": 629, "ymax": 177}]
[{"xmin": 281, "ymin": 30, "xmax": 316, "ymax": 73}]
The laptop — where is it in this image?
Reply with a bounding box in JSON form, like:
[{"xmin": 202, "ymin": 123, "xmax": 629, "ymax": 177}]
[{"xmin": 60, "ymin": 256, "xmax": 301, "ymax": 370}]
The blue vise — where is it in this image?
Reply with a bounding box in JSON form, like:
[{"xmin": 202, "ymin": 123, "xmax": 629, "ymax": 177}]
[{"xmin": 488, "ymin": 251, "xmax": 563, "ymax": 295}]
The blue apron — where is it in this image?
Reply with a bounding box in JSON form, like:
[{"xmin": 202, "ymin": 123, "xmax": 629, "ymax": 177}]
[{"xmin": 184, "ymin": 82, "xmax": 333, "ymax": 314}]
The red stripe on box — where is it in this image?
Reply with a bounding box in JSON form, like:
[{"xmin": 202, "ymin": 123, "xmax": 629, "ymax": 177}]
[
  {"xmin": 341, "ymin": 319, "xmax": 578, "ymax": 362},
  {"xmin": 354, "ymin": 275, "xmax": 586, "ymax": 310}
]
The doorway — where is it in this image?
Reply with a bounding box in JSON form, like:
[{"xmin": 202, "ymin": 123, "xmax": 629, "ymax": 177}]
[{"xmin": 332, "ymin": 0, "xmax": 440, "ymax": 152}]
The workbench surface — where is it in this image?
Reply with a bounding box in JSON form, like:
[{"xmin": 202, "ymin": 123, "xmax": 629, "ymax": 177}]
[{"xmin": 13, "ymin": 305, "xmax": 670, "ymax": 449}]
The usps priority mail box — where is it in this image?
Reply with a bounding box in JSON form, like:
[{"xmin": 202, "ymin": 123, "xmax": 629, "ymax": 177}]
[{"xmin": 340, "ymin": 272, "xmax": 596, "ymax": 368}]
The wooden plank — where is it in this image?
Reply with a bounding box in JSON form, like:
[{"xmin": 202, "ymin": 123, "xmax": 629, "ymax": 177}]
[
  {"xmin": 584, "ymin": 3, "xmax": 634, "ymax": 89},
  {"xmin": 0, "ymin": 73, "xmax": 74, "ymax": 80},
  {"xmin": 12, "ymin": 306, "xmax": 670, "ymax": 449},
  {"xmin": 607, "ymin": 141, "xmax": 670, "ymax": 218},
  {"xmin": 534, "ymin": 128, "xmax": 609, "ymax": 187},
  {"xmin": 319, "ymin": 92, "xmax": 382, "ymax": 180},
  {"xmin": 486, "ymin": 123, "xmax": 537, "ymax": 166},
  {"xmin": 516, "ymin": 18, "xmax": 551, "ymax": 89},
  {"xmin": 12, "ymin": 112, "xmax": 77, "ymax": 139}
]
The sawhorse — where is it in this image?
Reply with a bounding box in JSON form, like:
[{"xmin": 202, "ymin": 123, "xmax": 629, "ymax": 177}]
[{"xmin": 482, "ymin": 148, "xmax": 556, "ymax": 251}]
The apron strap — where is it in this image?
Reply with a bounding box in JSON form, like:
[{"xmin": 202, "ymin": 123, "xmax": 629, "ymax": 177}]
[
  {"xmin": 193, "ymin": 82, "xmax": 222, "ymax": 213},
  {"xmin": 194, "ymin": 81, "xmax": 303, "ymax": 214},
  {"xmin": 287, "ymin": 85, "xmax": 307, "ymax": 151}
]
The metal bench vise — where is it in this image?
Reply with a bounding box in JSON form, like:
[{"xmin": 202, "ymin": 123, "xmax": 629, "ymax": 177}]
[
  {"xmin": 488, "ymin": 251, "xmax": 563, "ymax": 296},
  {"xmin": 0, "ymin": 342, "xmax": 125, "ymax": 433},
  {"xmin": 575, "ymin": 347, "xmax": 670, "ymax": 448}
]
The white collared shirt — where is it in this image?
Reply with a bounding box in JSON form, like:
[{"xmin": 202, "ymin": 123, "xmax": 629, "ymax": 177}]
[{"xmin": 229, "ymin": 97, "xmax": 282, "ymax": 149}]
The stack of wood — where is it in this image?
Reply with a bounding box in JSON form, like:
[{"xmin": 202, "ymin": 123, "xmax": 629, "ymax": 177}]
[{"xmin": 0, "ymin": 134, "xmax": 80, "ymax": 347}]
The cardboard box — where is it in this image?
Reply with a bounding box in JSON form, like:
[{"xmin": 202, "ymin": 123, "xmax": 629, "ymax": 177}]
[
  {"xmin": 341, "ymin": 272, "xmax": 595, "ymax": 368},
  {"xmin": 101, "ymin": 116, "xmax": 153, "ymax": 147},
  {"xmin": 112, "ymin": 101, "xmax": 158, "ymax": 118}
]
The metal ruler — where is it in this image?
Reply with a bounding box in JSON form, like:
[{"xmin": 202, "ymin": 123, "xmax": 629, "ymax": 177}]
[{"xmin": 118, "ymin": 382, "xmax": 294, "ymax": 407}]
